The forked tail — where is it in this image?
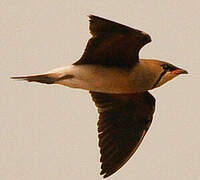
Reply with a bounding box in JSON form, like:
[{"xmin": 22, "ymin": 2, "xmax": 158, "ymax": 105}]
[{"xmin": 11, "ymin": 74, "xmax": 57, "ymax": 84}]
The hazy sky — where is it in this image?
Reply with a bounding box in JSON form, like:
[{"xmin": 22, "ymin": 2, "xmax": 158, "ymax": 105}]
[{"xmin": 1, "ymin": 0, "xmax": 200, "ymax": 179}]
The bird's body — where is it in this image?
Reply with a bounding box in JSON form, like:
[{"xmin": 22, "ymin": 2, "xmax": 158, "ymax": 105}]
[
  {"xmin": 58, "ymin": 65, "xmax": 135, "ymax": 93},
  {"xmin": 34, "ymin": 59, "xmax": 182, "ymax": 94},
  {"xmin": 47, "ymin": 60, "xmax": 156, "ymax": 94},
  {"xmin": 11, "ymin": 15, "xmax": 187, "ymax": 178}
]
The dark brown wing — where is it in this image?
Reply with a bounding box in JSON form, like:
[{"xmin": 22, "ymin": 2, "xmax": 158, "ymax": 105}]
[
  {"xmin": 73, "ymin": 15, "xmax": 151, "ymax": 67},
  {"xmin": 90, "ymin": 91, "xmax": 155, "ymax": 178}
]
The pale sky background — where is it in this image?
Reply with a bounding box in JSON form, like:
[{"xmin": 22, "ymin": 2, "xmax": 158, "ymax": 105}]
[{"xmin": 1, "ymin": 0, "xmax": 200, "ymax": 180}]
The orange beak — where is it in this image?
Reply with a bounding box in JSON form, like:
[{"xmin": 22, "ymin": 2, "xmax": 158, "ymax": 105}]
[{"xmin": 172, "ymin": 69, "xmax": 188, "ymax": 75}]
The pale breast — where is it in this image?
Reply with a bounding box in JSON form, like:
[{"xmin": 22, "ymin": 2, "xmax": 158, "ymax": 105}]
[{"xmin": 55, "ymin": 64, "xmax": 156, "ymax": 94}]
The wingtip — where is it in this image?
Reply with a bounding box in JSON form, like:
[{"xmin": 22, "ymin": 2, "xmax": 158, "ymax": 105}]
[
  {"xmin": 103, "ymin": 173, "xmax": 108, "ymax": 178},
  {"xmin": 88, "ymin": 14, "xmax": 104, "ymax": 21},
  {"xmin": 88, "ymin": 14, "xmax": 92, "ymax": 18},
  {"xmin": 100, "ymin": 169, "xmax": 115, "ymax": 178},
  {"xmin": 102, "ymin": 172, "xmax": 112, "ymax": 179},
  {"xmin": 100, "ymin": 169, "xmax": 105, "ymax": 175},
  {"xmin": 88, "ymin": 14, "xmax": 98, "ymax": 21}
]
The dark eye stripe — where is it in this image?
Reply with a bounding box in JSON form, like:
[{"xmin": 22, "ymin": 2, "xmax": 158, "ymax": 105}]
[{"xmin": 162, "ymin": 64, "xmax": 177, "ymax": 71}]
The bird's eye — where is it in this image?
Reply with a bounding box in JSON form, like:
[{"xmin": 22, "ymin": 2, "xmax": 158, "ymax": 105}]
[
  {"xmin": 161, "ymin": 64, "xmax": 177, "ymax": 71},
  {"xmin": 162, "ymin": 64, "xmax": 169, "ymax": 70}
]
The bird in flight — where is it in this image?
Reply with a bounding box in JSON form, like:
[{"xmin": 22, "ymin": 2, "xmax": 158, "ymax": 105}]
[{"xmin": 12, "ymin": 15, "xmax": 188, "ymax": 178}]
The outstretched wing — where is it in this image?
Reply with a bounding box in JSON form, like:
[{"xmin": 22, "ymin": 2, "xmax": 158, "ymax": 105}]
[
  {"xmin": 90, "ymin": 91, "xmax": 155, "ymax": 178},
  {"xmin": 74, "ymin": 15, "xmax": 151, "ymax": 67}
]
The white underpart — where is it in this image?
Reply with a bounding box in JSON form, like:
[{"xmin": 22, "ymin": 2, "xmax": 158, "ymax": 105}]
[{"xmin": 47, "ymin": 62, "xmax": 158, "ymax": 94}]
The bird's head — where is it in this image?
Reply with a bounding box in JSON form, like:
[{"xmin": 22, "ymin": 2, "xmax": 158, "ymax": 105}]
[{"xmin": 148, "ymin": 60, "xmax": 188, "ymax": 89}]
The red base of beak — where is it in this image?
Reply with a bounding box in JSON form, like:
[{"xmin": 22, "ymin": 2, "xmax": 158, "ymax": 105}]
[{"xmin": 172, "ymin": 69, "xmax": 188, "ymax": 75}]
